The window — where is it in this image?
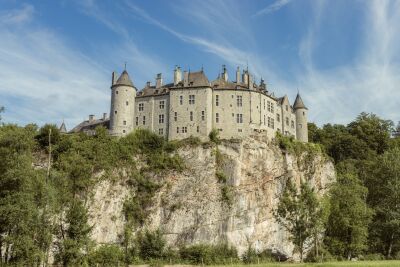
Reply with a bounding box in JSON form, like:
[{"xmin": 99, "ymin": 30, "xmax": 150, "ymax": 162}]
[
  {"xmin": 277, "ymin": 114, "xmax": 280, "ymax": 122},
  {"xmin": 268, "ymin": 117, "xmax": 271, "ymax": 128},
  {"xmin": 216, "ymin": 113, "xmax": 219, "ymax": 123},
  {"xmin": 182, "ymin": 127, "xmax": 187, "ymax": 133},
  {"xmin": 114, "ymin": 110, "xmax": 117, "ymax": 114},
  {"xmin": 264, "ymin": 115, "xmax": 266, "ymax": 125},
  {"xmin": 135, "ymin": 117, "xmax": 138, "ymax": 126},
  {"xmin": 303, "ymin": 111, "xmax": 305, "ymax": 116},
  {"xmin": 299, "ymin": 124, "xmax": 303, "ymax": 129},
  {"xmin": 216, "ymin": 95, "xmax": 219, "ymax": 106},
  {"xmin": 138, "ymin": 103, "xmax": 144, "ymax": 111},
  {"xmin": 238, "ymin": 129, "xmax": 242, "ymax": 132},
  {"xmin": 123, "ymin": 120, "xmax": 126, "ymax": 125},
  {"xmin": 286, "ymin": 117, "xmax": 289, "ymax": 126},
  {"xmin": 116, "ymin": 91, "xmax": 118, "ymax": 95},
  {"xmin": 267, "ymin": 101, "xmax": 271, "ymax": 112},
  {"xmin": 190, "ymin": 111, "xmax": 193, "ymax": 121},
  {"xmin": 263, "ymin": 99, "xmax": 266, "ymax": 109},
  {"xmin": 237, "ymin": 95, "xmax": 243, "ymax": 107},
  {"xmin": 271, "ymin": 103, "xmax": 274, "ymax": 113},
  {"xmin": 189, "ymin": 95, "xmax": 195, "ymax": 104},
  {"xmin": 197, "ymin": 126, "xmax": 199, "ymax": 133},
  {"xmin": 285, "ymin": 105, "xmax": 288, "ymax": 111},
  {"xmin": 126, "ymin": 101, "xmax": 129, "ymax": 106},
  {"xmin": 123, "ymin": 130, "xmax": 125, "ymax": 133},
  {"xmin": 174, "ymin": 112, "xmax": 177, "ymax": 122},
  {"xmin": 159, "ymin": 114, "xmax": 164, "ymax": 123},
  {"xmin": 159, "ymin": 128, "xmax": 163, "ymax": 135},
  {"xmin": 201, "ymin": 111, "xmax": 205, "ymax": 121},
  {"xmin": 291, "ymin": 120, "xmax": 294, "ymax": 128},
  {"xmin": 159, "ymin": 100, "xmax": 165, "ymax": 109},
  {"xmin": 143, "ymin": 116, "xmax": 146, "ymax": 125},
  {"xmin": 236, "ymin": 114, "xmax": 243, "ymax": 123},
  {"xmin": 177, "ymin": 127, "xmax": 179, "ymax": 133},
  {"xmin": 180, "ymin": 95, "xmax": 183, "ymax": 105},
  {"xmin": 271, "ymin": 118, "xmax": 275, "ymax": 129}
]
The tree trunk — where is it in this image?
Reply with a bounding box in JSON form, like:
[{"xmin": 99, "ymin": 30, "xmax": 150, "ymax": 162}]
[{"xmin": 387, "ymin": 232, "xmax": 394, "ymax": 258}]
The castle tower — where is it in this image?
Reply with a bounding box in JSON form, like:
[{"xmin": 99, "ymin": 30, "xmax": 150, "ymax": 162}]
[
  {"xmin": 293, "ymin": 93, "xmax": 308, "ymax": 142},
  {"xmin": 109, "ymin": 70, "xmax": 136, "ymax": 136}
]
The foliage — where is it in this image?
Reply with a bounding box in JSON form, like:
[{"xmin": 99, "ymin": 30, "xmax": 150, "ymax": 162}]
[
  {"xmin": 324, "ymin": 161, "xmax": 373, "ymax": 260},
  {"xmin": 179, "ymin": 243, "xmax": 238, "ymax": 265},
  {"xmin": 36, "ymin": 124, "xmax": 61, "ymax": 148},
  {"xmin": 274, "ymin": 179, "xmax": 325, "ymax": 262},
  {"xmin": 88, "ymin": 244, "xmax": 124, "ymax": 266},
  {"xmin": 0, "ymin": 106, "xmax": 4, "ymax": 121},
  {"xmin": 137, "ymin": 229, "xmax": 166, "ymax": 260},
  {"xmin": 55, "ymin": 200, "xmax": 93, "ymax": 266},
  {"xmin": 209, "ymin": 129, "xmax": 221, "ymax": 144},
  {"xmin": 242, "ymin": 246, "xmax": 277, "ymax": 263}
]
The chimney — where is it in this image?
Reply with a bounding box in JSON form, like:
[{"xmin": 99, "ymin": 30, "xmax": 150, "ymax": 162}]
[
  {"xmin": 183, "ymin": 70, "xmax": 189, "ymax": 86},
  {"xmin": 242, "ymin": 70, "xmax": 249, "ymax": 87},
  {"xmin": 111, "ymin": 71, "xmax": 117, "ymax": 86},
  {"xmin": 222, "ymin": 65, "xmax": 228, "ymax": 82},
  {"xmin": 174, "ymin": 66, "xmax": 182, "ymax": 85},
  {"xmin": 249, "ymin": 74, "xmax": 254, "ymax": 88},
  {"xmin": 103, "ymin": 113, "xmax": 107, "ymax": 120},
  {"xmin": 236, "ymin": 66, "xmax": 241, "ymax": 83},
  {"xmin": 156, "ymin": 73, "xmax": 163, "ymax": 88},
  {"xmin": 146, "ymin": 81, "xmax": 151, "ymax": 87},
  {"xmin": 89, "ymin": 114, "xmax": 95, "ymax": 122}
]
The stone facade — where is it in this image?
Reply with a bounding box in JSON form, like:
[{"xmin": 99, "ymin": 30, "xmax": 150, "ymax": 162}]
[{"xmin": 72, "ymin": 65, "xmax": 309, "ymax": 142}]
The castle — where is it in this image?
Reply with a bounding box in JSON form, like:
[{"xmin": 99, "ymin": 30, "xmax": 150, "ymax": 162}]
[{"xmin": 70, "ymin": 65, "xmax": 308, "ymax": 142}]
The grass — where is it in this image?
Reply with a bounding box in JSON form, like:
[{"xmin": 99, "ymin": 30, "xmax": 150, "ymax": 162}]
[{"xmin": 208, "ymin": 261, "xmax": 400, "ymax": 267}]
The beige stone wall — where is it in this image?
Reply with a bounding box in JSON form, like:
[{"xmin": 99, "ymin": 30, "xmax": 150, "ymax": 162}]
[
  {"xmin": 168, "ymin": 87, "xmax": 213, "ymax": 141},
  {"xmin": 295, "ymin": 108, "xmax": 308, "ymax": 142},
  {"xmin": 134, "ymin": 94, "xmax": 169, "ymax": 138},
  {"xmin": 110, "ymin": 85, "xmax": 303, "ymax": 141},
  {"xmin": 109, "ymin": 84, "xmax": 136, "ymax": 136}
]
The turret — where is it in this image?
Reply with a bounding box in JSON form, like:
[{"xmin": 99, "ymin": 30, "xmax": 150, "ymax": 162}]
[
  {"xmin": 109, "ymin": 70, "xmax": 136, "ymax": 136},
  {"xmin": 293, "ymin": 93, "xmax": 308, "ymax": 142},
  {"xmin": 242, "ymin": 69, "xmax": 249, "ymax": 87}
]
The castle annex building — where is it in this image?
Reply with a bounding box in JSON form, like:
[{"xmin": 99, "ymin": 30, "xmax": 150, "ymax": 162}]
[{"xmin": 70, "ymin": 65, "xmax": 308, "ymax": 142}]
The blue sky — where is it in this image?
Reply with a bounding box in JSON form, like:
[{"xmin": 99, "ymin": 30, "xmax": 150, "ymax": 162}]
[{"xmin": 1, "ymin": 0, "xmax": 400, "ymax": 129}]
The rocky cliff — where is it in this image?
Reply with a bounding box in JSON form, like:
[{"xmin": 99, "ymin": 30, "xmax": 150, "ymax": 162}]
[{"xmin": 88, "ymin": 136, "xmax": 335, "ymax": 259}]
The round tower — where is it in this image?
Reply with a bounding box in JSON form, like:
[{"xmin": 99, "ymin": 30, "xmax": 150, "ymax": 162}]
[
  {"xmin": 109, "ymin": 70, "xmax": 136, "ymax": 136},
  {"xmin": 293, "ymin": 93, "xmax": 308, "ymax": 142}
]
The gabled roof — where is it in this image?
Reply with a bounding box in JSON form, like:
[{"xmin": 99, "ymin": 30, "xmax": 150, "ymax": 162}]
[
  {"xmin": 188, "ymin": 71, "xmax": 209, "ymax": 87},
  {"xmin": 114, "ymin": 70, "xmax": 134, "ymax": 87},
  {"xmin": 293, "ymin": 93, "xmax": 307, "ymax": 109}
]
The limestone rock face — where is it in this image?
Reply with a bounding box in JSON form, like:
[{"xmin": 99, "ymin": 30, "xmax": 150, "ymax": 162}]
[{"xmin": 88, "ymin": 137, "xmax": 335, "ymax": 259}]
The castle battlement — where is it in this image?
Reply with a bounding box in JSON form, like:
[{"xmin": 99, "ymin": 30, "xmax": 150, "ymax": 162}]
[{"xmin": 70, "ymin": 65, "xmax": 308, "ymax": 142}]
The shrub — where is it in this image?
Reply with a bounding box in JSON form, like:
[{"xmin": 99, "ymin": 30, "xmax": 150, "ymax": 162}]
[
  {"xmin": 242, "ymin": 247, "xmax": 276, "ymax": 263},
  {"xmin": 362, "ymin": 253, "xmax": 385, "ymax": 261},
  {"xmin": 221, "ymin": 185, "xmax": 233, "ymax": 205},
  {"xmin": 36, "ymin": 124, "xmax": 61, "ymax": 148},
  {"xmin": 88, "ymin": 244, "xmax": 124, "ymax": 266},
  {"xmin": 179, "ymin": 243, "xmax": 238, "ymax": 265},
  {"xmin": 137, "ymin": 229, "xmax": 166, "ymax": 260},
  {"xmin": 209, "ymin": 129, "xmax": 220, "ymax": 144},
  {"xmin": 216, "ymin": 171, "xmax": 227, "ymax": 183}
]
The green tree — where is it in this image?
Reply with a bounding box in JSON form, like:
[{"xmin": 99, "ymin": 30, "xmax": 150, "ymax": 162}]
[
  {"xmin": 274, "ymin": 179, "xmax": 324, "ymax": 261},
  {"xmin": 56, "ymin": 200, "xmax": 92, "ymax": 266},
  {"xmin": 137, "ymin": 229, "xmax": 166, "ymax": 260},
  {"xmin": 367, "ymin": 148, "xmax": 400, "ymax": 258},
  {"xmin": 36, "ymin": 124, "xmax": 61, "ymax": 148},
  {"xmin": 0, "ymin": 106, "xmax": 4, "ymax": 121},
  {"xmin": 325, "ymin": 162, "xmax": 373, "ymax": 259}
]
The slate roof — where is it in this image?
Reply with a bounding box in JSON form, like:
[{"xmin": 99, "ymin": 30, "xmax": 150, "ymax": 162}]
[
  {"xmin": 187, "ymin": 70, "xmax": 209, "ymax": 87},
  {"xmin": 114, "ymin": 70, "xmax": 134, "ymax": 87},
  {"xmin": 293, "ymin": 93, "xmax": 307, "ymax": 109},
  {"xmin": 69, "ymin": 118, "xmax": 110, "ymax": 133}
]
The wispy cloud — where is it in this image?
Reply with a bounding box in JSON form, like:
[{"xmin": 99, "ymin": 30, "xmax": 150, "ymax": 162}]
[
  {"xmin": 253, "ymin": 0, "xmax": 293, "ymax": 17},
  {"xmin": 0, "ymin": 3, "xmax": 34, "ymax": 24},
  {"xmin": 0, "ymin": 5, "xmax": 109, "ymax": 127}
]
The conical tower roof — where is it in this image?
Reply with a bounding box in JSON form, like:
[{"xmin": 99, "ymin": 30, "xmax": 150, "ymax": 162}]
[
  {"xmin": 114, "ymin": 70, "xmax": 134, "ymax": 87},
  {"xmin": 59, "ymin": 121, "xmax": 67, "ymax": 133},
  {"xmin": 293, "ymin": 93, "xmax": 307, "ymax": 109}
]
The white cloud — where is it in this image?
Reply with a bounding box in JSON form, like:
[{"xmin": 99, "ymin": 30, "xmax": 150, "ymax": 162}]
[
  {"xmin": 253, "ymin": 0, "xmax": 292, "ymax": 17},
  {"xmin": 0, "ymin": 6, "xmax": 109, "ymax": 128},
  {"xmin": 0, "ymin": 3, "xmax": 34, "ymax": 24}
]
